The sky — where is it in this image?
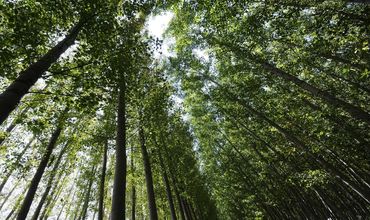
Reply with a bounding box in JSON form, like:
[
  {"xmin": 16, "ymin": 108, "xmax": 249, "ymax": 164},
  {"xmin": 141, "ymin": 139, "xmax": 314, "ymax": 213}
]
[{"xmin": 146, "ymin": 12, "xmax": 175, "ymax": 58}]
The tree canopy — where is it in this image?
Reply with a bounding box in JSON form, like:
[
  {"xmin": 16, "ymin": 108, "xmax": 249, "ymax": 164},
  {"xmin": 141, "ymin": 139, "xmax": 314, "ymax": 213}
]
[{"xmin": 0, "ymin": 0, "xmax": 369, "ymax": 219}]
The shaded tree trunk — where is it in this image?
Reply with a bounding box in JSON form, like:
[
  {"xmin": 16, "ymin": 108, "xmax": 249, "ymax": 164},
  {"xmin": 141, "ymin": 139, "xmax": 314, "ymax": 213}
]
[
  {"xmin": 163, "ymin": 146, "xmax": 186, "ymax": 220},
  {"xmin": 0, "ymin": 18, "xmax": 87, "ymax": 125},
  {"xmin": 158, "ymin": 149, "xmax": 177, "ymax": 220},
  {"xmin": 6, "ymin": 187, "xmax": 27, "ymax": 220},
  {"xmin": 139, "ymin": 122, "xmax": 158, "ymax": 220},
  {"xmin": 98, "ymin": 140, "xmax": 108, "ymax": 220},
  {"xmin": 16, "ymin": 126, "xmax": 62, "ymax": 220},
  {"xmin": 40, "ymin": 173, "xmax": 65, "ymax": 220},
  {"xmin": 131, "ymin": 145, "xmax": 136, "ymax": 220},
  {"xmin": 111, "ymin": 82, "xmax": 127, "ymax": 220},
  {"xmin": 0, "ymin": 181, "xmax": 19, "ymax": 210},
  {"xmin": 79, "ymin": 166, "xmax": 96, "ymax": 220},
  {"xmin": 31, "ymin": 142, "xmax": 68, "ymax": 220}
]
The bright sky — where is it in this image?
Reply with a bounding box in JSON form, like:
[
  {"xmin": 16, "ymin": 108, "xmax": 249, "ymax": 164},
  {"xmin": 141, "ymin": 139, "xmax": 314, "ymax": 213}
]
[
  {"xmin": 146, "ymin": 12, "xmax": 173, "ymax": 38},
  {"xmin": 146, "ymin": 12, "xmax": 175, "ymax": 58}
]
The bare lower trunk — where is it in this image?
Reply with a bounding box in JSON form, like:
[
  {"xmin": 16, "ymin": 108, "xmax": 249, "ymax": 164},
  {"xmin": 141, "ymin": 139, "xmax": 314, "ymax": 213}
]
[
  {"xmin": 80, "ymin": 166, "xmax": 96, "ymax": 220},
  {"xmin": 31, "ymin": 142, "xmax": 68, "ymax": 220},
  {"xmin": 98, "ymin": 140, "xmax": 108, "ymax": 220},
  {"xmin": 159, "ymin": 150, "xmax": 177, "ymax": 220},
  {"xmin": 16, "ymin": 126, "xmax": 62, "ymax": 220},
  {"xmin": 111, "ymin": 82, "xmax": 127, "ymax": 220},
  {"xmin": 139, "ymin": 122, "xmax": 158, "ymax": 220},
  {"xmin": 131, "ymin": 145, "xmax": 136, "ymax": 220},
  {"xmin": 0, "ymin": 181, "xmax": 19, "ymax": 210}
]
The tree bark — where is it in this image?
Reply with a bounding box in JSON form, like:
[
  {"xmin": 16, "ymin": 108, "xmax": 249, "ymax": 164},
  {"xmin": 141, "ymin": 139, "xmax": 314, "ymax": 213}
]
[
  {"xmin": 163, "ymin": 146, "xmax": 186, "ymax": 220},
  {"xmin": 40, "ymin": 172, "xmax": 65, "ymax": 220},
  {"xmin": 16, "ymin": 126, "xmax": 62, "ymax": 220},
  {"xmin": 131, "ymin": 145, "xmax": 136, "ymax": 220},
  {"xmin": 0, "ymin": 181, "xmax": 19, "ymax": 210},
  {"xmin": 139, "ymin": 122, "xmax": 158, "ymax": 220},
  {"xmin": 111, "ymin": 82, "xmax": 127, "ymax": 220},
  {"xmin": 31, "ymin": 142, "xmax": 68, "ymax": 220},
  {"xmin": 159, "ymin": 149, "xmax": 177, "ymax": 220},
  {"xmin": 98, "ymin": 140, "xmax": 108, "ymax": 220},
  {"xmin": 79, "ymin": 166, "xmax": 96, "ymax": 220},
  {"xmin": 0, "ymin": 18, "xmax": 88, "ymax": 125}
]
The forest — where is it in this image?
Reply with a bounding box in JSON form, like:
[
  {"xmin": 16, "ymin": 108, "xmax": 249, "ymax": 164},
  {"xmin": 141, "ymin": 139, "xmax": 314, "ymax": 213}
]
[{"xmin": 0, "ymin": 0, "xmax": 369, "ymax": 219}]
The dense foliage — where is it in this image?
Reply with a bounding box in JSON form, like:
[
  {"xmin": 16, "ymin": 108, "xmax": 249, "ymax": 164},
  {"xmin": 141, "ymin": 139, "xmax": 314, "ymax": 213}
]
[{"xmin": 0, "ymin": 0, "xmax": 369, "ymax": 219}]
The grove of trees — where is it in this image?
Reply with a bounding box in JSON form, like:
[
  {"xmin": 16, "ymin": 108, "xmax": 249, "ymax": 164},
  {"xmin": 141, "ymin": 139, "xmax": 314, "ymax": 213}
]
[{"xmin": 0, "ymin": 0, "xmax": 369, "ymax": 219}]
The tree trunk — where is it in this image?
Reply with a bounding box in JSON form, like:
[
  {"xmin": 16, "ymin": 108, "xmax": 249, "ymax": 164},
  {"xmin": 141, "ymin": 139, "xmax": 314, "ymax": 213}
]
[
  {"xmin": 31, "ymin": 142, "xmax": 68, "ymax": 220},
  {"xmin": 261, "ymin": 62, "xmax": 370, "ymax": 125},
  {"xmin": 181, "ymin": 198, "xmax": 192, "ymax": 220},
  {"xmin": 80, "ymin": 166, "xmax": 96, "ymax": 220},
  {"xmin": 6, "ymin": 186, "xmax": 27, "ymax": 220},
  {"xmin": 348, "ymin": 0, "xmax": 370, "ymax": 4},
  {"xmin": 159, "ymin": 150, "xmax": 177, "ymax": 220},
  {"xmin": 139, "ymin": 122, "xmax": 158, "ymax": 220},
  {"xmin": 0, "ymin": 18, "xmax": 87, "ymax": 125},
  {"xmin": 215, "ymin": 40, "xmax": 370, "ymax": 125},
  {"xmin": 0, "ymin": 136, "xmax": 34, "ymax": 193},
  {"xmin": 40, "ymin": 173, "xmax": 65, "ymax": 220},
  {"xmin": 163, "ymin": 146, "xmax": 186, "ymax": 220},
  {"xmin": 111, "ymin": 82, "xmax": 127, "ymax": 220},
  {"xmin": 0, "ymin": 181, "xmax": 19, "ymax": 210},
  {"xmin": 98, "ymin": 140, "xmax": 108, "ymax": 220},
  {"xmin": 211, "ymin": 76, "xmax": 370, "ymax": 202},
  {"xmin": 16, "ymin": 126, "xmax": 62, "ymax": 220},
  {"xmin": 131, "ymin": 145, "xmax": 136, "ymax": 220}
]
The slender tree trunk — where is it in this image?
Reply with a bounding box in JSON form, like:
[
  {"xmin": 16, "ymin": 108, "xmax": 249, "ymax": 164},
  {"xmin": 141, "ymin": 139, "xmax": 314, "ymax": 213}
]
[
  {"xmin": 41, "ymin": 173, "xmax": 66, "ymax": 220},
  {"xmin": 261, "ymin": 61, "xmax": 370, "ymax": 125},
  {"xmin": 80, "ymin": 166, "xmax": 96, "ymax": 220},
  {"xmin": 5, "ymin": 209, "xmax": 15, "ymax": 220},
  {"xmin": 211, "ymin": 77, "xmax": 370, "ymax": 202},
  {"xmin": 302, "ymin": 98, "xmax": 369, "ymax": 145},
  {"xmin": 159, "ymin": 150, "xmax": 177, "ymax": 220},
  {"xmin": 0, "ymin": 18, "xmax": 87, "ymax": 125},
  {"xmin": 189, "ymin": 202, "xmax": 197, "ymax": 220},
  {"xmin": 0, "ymin": 181, "xmax": 19, "ymax": 210},
  {"xmin": 64, "ymin": 187, "xmax": 78, "ymax": 220},
  {"xmin": 6, "ymin": 186, "xmax": 27, "ymax": 220},
  {"xmin": 139, "ymin": 122, "xmax": 158, "ymax": 220},
  {"xmin": 215, "ymin": 40, "xmax": 370, "ymax": 125},
  {"xmin": 131, "ymin": 185, "xmax": 136, "ymax": 220},
  {"xmin": 16, "ymin": 126, "xmax": 62, "ymax": 220},
  {"xmin": 131, "ymin": 145, "xmax": 136, "ymax": 220},
  {"xmin": 181, "ymin": 198, "xmax": 192, "ymax": 220},
  {"xmin": 163, "ymin": 146, "xmax": 186, "ymax": 220},
  {"xmin": 111, "ymin": 82, "xmax": 127, "ymax": 220},
  {"xmin": 57, "ymin": 202, "xmax": 67, "ymax": 220},
  {"xmin": 31, "ymin": 142, "xmax": 68, "ymax": 220},
  {"xmin": 348, "ymin": 0, "xmax": 370, "ymax": 4},
  {"xmin": 98, "ymin": 140, "xmax": 108, "ymax": 220},
  {"xmin": 0, "ymin": 136, "xmax": 34, "ymax": 193}
]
